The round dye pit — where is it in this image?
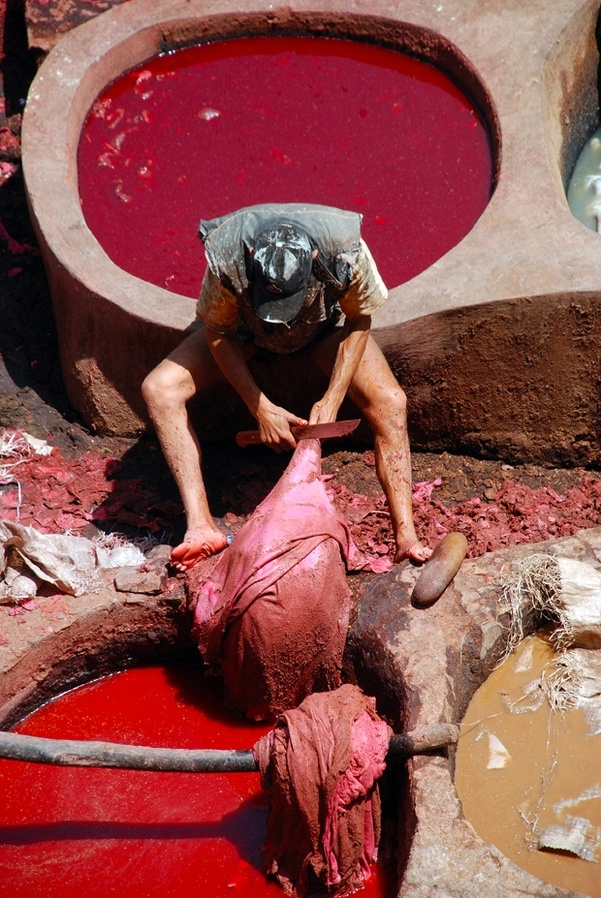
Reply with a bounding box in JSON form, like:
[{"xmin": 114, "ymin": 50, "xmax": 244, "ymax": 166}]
[
  {"xmin": 455, "ymin": 633, "xmax": 601, "ymax": 898},
  {"xmin": 22, "ymin": 0, "xmax": 506, "ymax": 438},
  {"xmin": 0, "ymin": 664, "xmax": 395, "ymax": 898},
  {"xmin": 24, "ymin": 0, "xmax": 601, "ymax": 468},
  {"xmin": 77, "ymin": 36, "xmax": 492, "ymax": 297}
]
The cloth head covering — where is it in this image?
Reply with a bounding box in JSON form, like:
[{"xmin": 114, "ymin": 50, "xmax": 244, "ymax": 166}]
[{"xmin": 251, "ymin": 223, "xmax": 313, "ymax": 323}]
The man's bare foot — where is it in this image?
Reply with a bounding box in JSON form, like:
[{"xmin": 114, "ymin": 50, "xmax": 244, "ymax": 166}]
[
  {"xmin": 394, "ymin": 540, "xmax": 432, "ymax": 565},
  {"xmin": 170, "ymin": 526, "xmax": 229, "ymax": 572}
]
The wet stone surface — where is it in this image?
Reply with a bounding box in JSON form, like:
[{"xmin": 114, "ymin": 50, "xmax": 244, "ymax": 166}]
[{"xmin": 348, "ymin": 530, "xmax": 601, "ymax": 898}]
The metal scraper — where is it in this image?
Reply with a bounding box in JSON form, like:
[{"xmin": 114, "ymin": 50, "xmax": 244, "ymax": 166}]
[{"xmin": 236, "ymin": 418, "xmax": 361, "ymax": 447}]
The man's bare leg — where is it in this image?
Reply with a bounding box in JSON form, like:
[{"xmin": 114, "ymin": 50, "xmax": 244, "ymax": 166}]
[
  {"xmin": 311, "ymin": 333, "xmax": 431, "ymax": 565},
  {"xmin": 142, "ymin": 327, "xmax": 230, "ymax": 571}
]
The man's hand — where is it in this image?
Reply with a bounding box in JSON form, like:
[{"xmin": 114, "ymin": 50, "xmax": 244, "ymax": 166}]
[
  {"xmin": 308, "ymin": 396, "xmax": 340, "ymax": 427},
  {"xmin": 256, "ymin": 401, "xmax": 307, "ymax": 451}
]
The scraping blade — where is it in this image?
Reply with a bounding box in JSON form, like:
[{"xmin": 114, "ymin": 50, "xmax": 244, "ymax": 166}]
[
  {"xmin": 236, "ymin": 418, "xmax": 361, "ymax": 447},
  {"xmin": 291, "ymin": 419, "xmax": 361, "ymax": 440}
]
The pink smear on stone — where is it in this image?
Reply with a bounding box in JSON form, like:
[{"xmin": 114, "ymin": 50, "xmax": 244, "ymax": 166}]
[
  {"xmin": 365, "ymin": 555, "xmax": 395, "ymax": 573},
  {"xmin": 0, "ymin": 161, "xmax": 17, "ymax": 185}
]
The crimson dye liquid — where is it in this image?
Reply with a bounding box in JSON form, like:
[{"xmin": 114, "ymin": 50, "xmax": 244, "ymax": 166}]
[
  {"xmin": 0, "ymin": 665, "xmax": 394, "ymax": 898},
  {"xmin": 78, "ymin": 36, "xmax": 492, "ymax": 296}
]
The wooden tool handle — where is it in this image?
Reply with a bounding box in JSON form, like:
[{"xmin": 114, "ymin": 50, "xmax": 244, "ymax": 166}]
[
  {"xmin": 0, "ymin": 723, "xmax": 459, "ymax": 773},
  {"xmin": 235, "ymin": 430, "xmax": 264, "ymax": 447},
  {"xmin": 0, "ymin": 731, "xmax": 258, "ymax": 773},
  {"xmin": 388, "ymin": 723, "xmax": 458, "ymax": 755}
]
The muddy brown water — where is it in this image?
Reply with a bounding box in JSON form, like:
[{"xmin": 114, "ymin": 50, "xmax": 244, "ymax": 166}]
[{"xmin": 455, "ymin": 633, "xmax": 601, "ymax": 898}]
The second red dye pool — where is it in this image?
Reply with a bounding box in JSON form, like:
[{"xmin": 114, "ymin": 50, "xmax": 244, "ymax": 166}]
[
  {"xmin": 78, "ymin": 36, "xmax": 493, "ymax": 296},
  {"xmin": 0, "ymin": 666, "xmax": 395, "ymax": 898}
]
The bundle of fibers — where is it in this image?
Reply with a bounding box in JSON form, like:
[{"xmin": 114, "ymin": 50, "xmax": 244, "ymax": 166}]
[
  {"xmin": 501, "ymin": 553, "xmax": 601, "ymax": 654},
  {"xmin": 190, "ymin": 439, "xmax": 355, "ymax": 721},
  {"xmin": 541, "ymin": 647, "xmax": 601, "ymax": 725},
  {"xmin": 501, "ymin": 553, "xmax": 601, "ymax": 713},
  {"xmin": 253, "ymin": 684, "xmax": 392, "ymax": 896}
]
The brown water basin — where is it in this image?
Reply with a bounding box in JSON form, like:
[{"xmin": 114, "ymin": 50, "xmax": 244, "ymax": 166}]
[{"xmin": 456, "ymin": 632, "xmax": 601, "ymax": 897}]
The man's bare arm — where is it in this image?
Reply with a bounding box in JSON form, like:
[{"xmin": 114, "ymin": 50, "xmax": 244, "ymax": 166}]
[
  {"xmin": 309, "ymin": 314, "xmax": 371, "ymax": 425},
  {"xmin": 204, "ymin": 326, "xmax": 307, "ymax": 449}
]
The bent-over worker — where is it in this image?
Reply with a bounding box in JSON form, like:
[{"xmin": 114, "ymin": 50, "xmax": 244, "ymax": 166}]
[{"xmin": 142, "ymin": 203, "xmax": 431, "ymax": 571}]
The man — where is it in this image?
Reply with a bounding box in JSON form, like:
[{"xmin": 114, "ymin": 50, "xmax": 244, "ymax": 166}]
[{"xmin": 142, "ymin": 203, "xmax": 431, "ymax": 571}]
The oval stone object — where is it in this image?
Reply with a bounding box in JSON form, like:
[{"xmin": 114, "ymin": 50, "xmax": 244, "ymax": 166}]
[{"xmin": 411, "ymin": 532, "xmax": 468, "ymax": 608}]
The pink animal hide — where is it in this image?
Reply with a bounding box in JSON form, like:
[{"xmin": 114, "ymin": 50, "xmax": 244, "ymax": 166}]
[{"xmin": 191, "ymin": 438, "xmax": 356, "ymax": 721}]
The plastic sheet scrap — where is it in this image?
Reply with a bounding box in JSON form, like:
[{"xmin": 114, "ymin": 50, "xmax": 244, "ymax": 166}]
[{"xmin": 0, "ymin": 520, "xmax": 145, "ymax": 600}]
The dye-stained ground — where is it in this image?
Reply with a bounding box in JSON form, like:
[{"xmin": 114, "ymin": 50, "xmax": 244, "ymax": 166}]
[{"xmin": 2, "ymin": 1, "xmax": 601, "ymax": 576}]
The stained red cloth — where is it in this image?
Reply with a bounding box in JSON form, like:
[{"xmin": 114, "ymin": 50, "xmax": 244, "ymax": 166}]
[
  {"xmin": 253, "ymin": 684, "xmax": 391, "ymax": 896},
  {"xmin": 191, "ymin": 439, "xmax": 356, "ymax": 721}
]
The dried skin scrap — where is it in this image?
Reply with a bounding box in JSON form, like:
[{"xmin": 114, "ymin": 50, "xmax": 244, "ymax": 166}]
[
  {"xmin": 192, "ymin": 439, "xmax": 355, "ymax": 721},
  {"xmin": 538, "ymin": 815, "xmax": 601, "ymax": 863}
]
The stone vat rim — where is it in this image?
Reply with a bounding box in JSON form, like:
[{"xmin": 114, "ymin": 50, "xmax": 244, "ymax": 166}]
[{"xmin": 21, "ymin": 0, "xmax": 500, "ymax": 331}]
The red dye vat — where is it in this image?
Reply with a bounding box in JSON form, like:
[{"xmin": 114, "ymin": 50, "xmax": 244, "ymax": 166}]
[
  {"xmin": 78, "ymin": 36, "xmax": 492, "ymax": 296},
  {"xmin": 0, "ymin": 666, "xmax": 394, "ymax": 898}
]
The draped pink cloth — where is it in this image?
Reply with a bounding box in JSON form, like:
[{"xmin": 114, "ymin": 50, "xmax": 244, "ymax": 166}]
[{"xmin": 253, "ymin": 684, "xmax": 391, "ymax": 896}]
